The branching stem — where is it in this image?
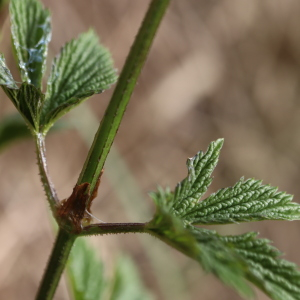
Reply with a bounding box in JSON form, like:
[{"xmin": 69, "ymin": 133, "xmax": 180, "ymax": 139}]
[
  {"xmin": 35, "ymin": 0, "xmax": 170, "ymax": 299},
  {"xmin": 80, "ymin": 222, "xmax": 147, "ymax": 236},
  {"xmin": 35, "ymin": 133, "xmax": 59, "ymax": 214}
]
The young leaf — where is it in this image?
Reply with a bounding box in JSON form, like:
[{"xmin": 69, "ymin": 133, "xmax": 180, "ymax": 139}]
[
  {"xmin": 194, "ymin": 228, "xmax": 300, "ymax": 300},
  {"xmin": 148, "ymin": 200, "xmax": 300, "ymax": 300},
  {"xmin": 183, "ymin": 178, "xmax": 300, "ymax": 225},
  {"xmin": 148, "ymin": 139, "xmax": 300, "ymax": 299},
  {"xmin": 171, "ymin": 139, "xmax": 223, "ymax": 214},
  {"xmin": 237, "ymin": 239, "xmax": 300, "ymax": 300},
  {"xmin": 151, "ymin": 139, "xmax": 300, "ymax": 225},
  {"xmin": 41, "ymin": 29, "xmax": 117, "ymax": 133},
  {"xmin": 16, "ymin": 82, "xmax": 44, "ymax": 129},
  {"xmin": 0, "ymin": 55, "xmax": 20, "ymax": 119},
  {"xmin": 0, "ymin": 54, "xmax": 18, "ymax": 88},
  {"xmin": 67, "ymin": 238, "xmax": 104, "ymax": 300},
  {"xmin": 10, "ymin": 0, "xmax": 51, "ymax": 88},
  {"xmin": 110, "ymin": 256, "xmax": 154, "ymax": 300},
  {"xmin": 0, "ymin": 60, "xmax": 44, "ymax": 130},
  {"xmin": 146, "ymin": 208, "xmax": 253, "ymax": 298}
]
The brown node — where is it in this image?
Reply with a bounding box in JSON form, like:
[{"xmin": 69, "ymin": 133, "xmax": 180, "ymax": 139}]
[
  {"xmin": 56, "ymin": 169, "xmax": 104, "ymax": 233},
  {"xmin": 82, "ymin": 170, "xmax": 104, "ymax": 226},
  {"xmin": 57, "ymin": 182, "xmax": 90, "ymax": 233}
]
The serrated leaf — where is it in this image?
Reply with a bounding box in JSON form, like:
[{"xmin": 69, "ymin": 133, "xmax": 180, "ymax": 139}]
[
  {"xmin": 10, "ymin": 0, "xmax": 51, "ymax": 88},
  {"xmin": 149, "ymin": 139, "xmax": 300, "ymax": 299},
  {"xmin": 110, "ymin": 256, "xmax": 154, "ymax": 300},
  {"xmin": 146, "ymin": 208, "xmax": 253, "ymax": 298},
  {"xmin": 183, "ymin": 178, "xmax": 300, "ymax": 225},
  {"xmin": 16, "ymin": 82, "xmax": 44, "ymax": 129},
  {"xmin": 67, "ymin": 238, "xmax": 104, "ymax": 300},
  {"xmin": 150, "ymin": 139, "xmax": 300, "ymax": 225},
  {"xmin": 171, "ymin": 139, "xmax": 223, "ymax": 214},
  {"xmin": 1, "ymin": 80, "xmax": 44, "ymax": 131},
  {"xmin": 41, "ymin": 29, "xmax": 117, "ymax": 133},
  {"xmin": 194, "ymin": 228, "xmax": 300, "ymax": 300},
  {"xmin": 231, "ymin": 233, "xmax": 300, "ymax": 300},
  {"xmin": 0, "ymin": 54, "xmax": 18, "ymax": 88},
  {"xmin": 148, "ymin": 202, "xmax": 300, "ymax": 300}
]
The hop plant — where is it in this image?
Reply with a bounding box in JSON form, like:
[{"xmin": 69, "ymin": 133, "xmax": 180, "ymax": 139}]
[{"xmin": 1, "ymin": 0, "xmax": 300, "ymax": 299}]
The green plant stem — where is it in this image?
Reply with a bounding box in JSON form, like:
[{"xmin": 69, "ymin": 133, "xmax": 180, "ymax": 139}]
[
  {"xmin": 35, "ymin": 229, "xmax": 76, "ymax": 300},
  {"xmin": 77, "ymin": 0, "xmax": 170, "ymax": 202},
  {"xmin": 35, "ymin": 1, "xmax": 170, "ymax": 299},
  {"xmin": 35, "ymin": 133, "xmax": 59, "ymax": 214},
  {"xmin": 36, "ymin": 224, "xmax": 148, "ymax": 300},
  {"xmin": 80, "ymin": 222, "xmax": 147, "ymax": 236}
]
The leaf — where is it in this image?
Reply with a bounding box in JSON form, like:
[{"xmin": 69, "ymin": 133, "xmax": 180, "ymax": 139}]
[
  {"xmin": 146, "ymin": 209, "xmax": 253, "ymax": 298},
  {"xmin": 0, "ymin": 113, "xmax": 31, "ymax": 150},
  {"xmin": 110, "ymin": 256, "xmax": 154, "ymax": 300},
  {"xmin": 148, "ymin": 139, "xmax": 300, "ymax": 299},
  {"xmin": 195, "ymin": 228, "xmax": 300, "ymax": 300},
  {"xmin": 0, "ymin": 54, "xmax": 18, "ymax": 89},
  {"xmin": 41, "ymin": 29, "xmax": 117, "ymax": 133},
  {"xmin": 10, "ymin": 0, "xmax": 51, "ymax": 88},
  {"xmin": 1, "ymin": 77, "xmax": 44, "ymax": 131},
  {"xmin": 150, "ymin": 139, "xmax": 300, "ymax": 225},
  {"xmin": 148, "ymin": 203, "xmax": 300, "ymax": 300},
  {"xmin": 16, "ymin": 82, "xmax": 44, "ymax": 129},
  {"xmin": 171, "ymin": 139, "xmax": 223, "ymax": 215},
  {"xmin": 183, "ymin": 178, "xmax": 300, "ymax": 225},
  {"xmin": 67, "ymin": 238, "xmax": 104, "ymax": 300}
]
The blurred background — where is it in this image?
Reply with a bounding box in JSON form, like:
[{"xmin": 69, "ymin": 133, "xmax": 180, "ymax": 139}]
[{"xmin": 1, "ymin": 0, "xmax": 300, "ymax": 299}]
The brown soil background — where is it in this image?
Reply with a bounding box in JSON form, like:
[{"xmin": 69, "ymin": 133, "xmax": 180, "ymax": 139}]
[{"xmin": 0, "ymin": 0, "xmax": 300, "ymax": 299}]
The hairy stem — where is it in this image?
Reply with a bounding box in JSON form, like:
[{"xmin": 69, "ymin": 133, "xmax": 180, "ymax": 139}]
[
  {"xmin": 77, "ymin": 0, "xmax": 170, "ymax": 203},
  {"xmin": 35, "ymin": 133, "xmax": 59, "ymax": 214},
  {"xmin": 35, "ymin": 229, "xmax": 76, "ymax": 300},
  {"xmin": 35, "ymin": 1, "xmax": 170, "ymax": 299},
  {"xmin": 80, "ymin": 222, "xmax": 147, "ymax": 236},
  {"xmin": 36, "ymin": 223, "xmax": 148, "ymax": 300}
]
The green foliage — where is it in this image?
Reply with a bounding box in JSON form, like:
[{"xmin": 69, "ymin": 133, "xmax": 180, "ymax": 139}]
[
  {"xmin": 67, "ymin": 238, "xmax": 104, "ymax": 300},
  {"xmin": 147, "ymin": 139, "xmax": 300, "ymax": 299},
  {"xmin": 67, "ymin": 238, "xmax": 153, "ymax": 300},
  {"xmin": 194, "ymin": 228, "xmax": 300, "ymax": 300},
  {"xmin": 10, "ymin": 0, "xmax": 51, "ymax": 88},
  {"xmin": 110, "ymin": 256, "xmax": 154, "ymax": 300},
  {"xmin": 15, "ymin": 82, "xmax": 44, "ymax": 128},
  {"xmin": 42, "ymin": 29, "xmax": 117, "ymax": 133},
  {"xmin": 2, "ymin": 0, "xmax": 300, "ymax": 300},
  {"xmin": 187, "ymin": 177, "xmax": 300, "ymax": 224},
  {"xmin": 153, "ymin": 139, "xmax": 300, "ymax": 225},
  {"xmin": 146, "ymin": 203, "xmax": 253, "ymax": 298},
  {"xmin": 0, "ymin": 0, "xmax": 117, "ymax": 133},
  {"xmin": 0, "ymin": 54, "xmax": 17, "ymax": 88}
]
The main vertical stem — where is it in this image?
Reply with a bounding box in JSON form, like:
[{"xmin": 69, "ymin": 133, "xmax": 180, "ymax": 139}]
[
  {"xmin": 35, "ymin": 229, "xmax": 76, "ymax": 300},
  {"xmin": 77, "ymin": 0, "xmax": 171, "ymax": 201},
  {"xmin": 35, "ymin": 1, "xmax": 170, "ymax": 299}
]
